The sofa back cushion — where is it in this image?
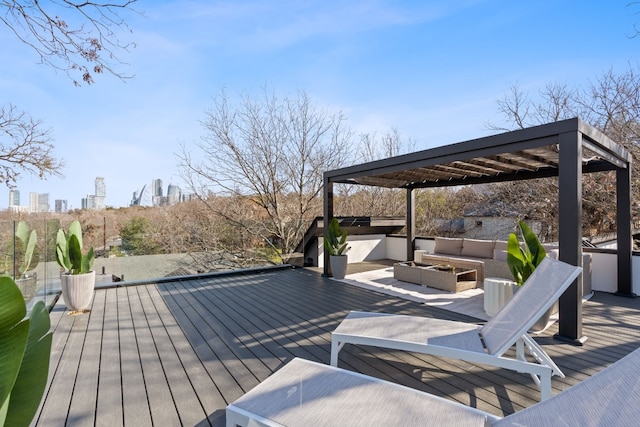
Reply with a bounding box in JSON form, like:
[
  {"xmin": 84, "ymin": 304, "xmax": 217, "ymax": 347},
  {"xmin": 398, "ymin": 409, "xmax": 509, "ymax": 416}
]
[
  {"xmin": 434, "ymin": 237, "xmax": 463, "ymax": 256},
  {"xmin": 461, "ymin": 239, "xmax": 495, "ymax": 259}
]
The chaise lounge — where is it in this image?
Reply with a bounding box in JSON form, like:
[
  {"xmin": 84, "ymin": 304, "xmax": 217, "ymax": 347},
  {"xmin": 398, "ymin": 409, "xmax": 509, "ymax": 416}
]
[
  {"xmin": 226, "ymin": 346, "xmax": 640, "ymax": 426},
  {"xmin": 331, "ymin": 257, "xmax": 582, "ymax": 401}
]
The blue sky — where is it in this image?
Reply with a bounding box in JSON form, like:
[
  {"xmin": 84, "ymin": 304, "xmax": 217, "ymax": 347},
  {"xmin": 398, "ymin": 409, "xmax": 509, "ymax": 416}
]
[{"xmin": 0, "ymin": 0, "xmax": 638, "ymax": 208}]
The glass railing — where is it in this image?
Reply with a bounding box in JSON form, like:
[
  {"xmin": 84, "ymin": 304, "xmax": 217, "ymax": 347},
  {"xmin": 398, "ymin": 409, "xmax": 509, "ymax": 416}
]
[
  {"xmin": 0, "ymin": 219, "xmax": 57, "ymax": 310},
  {"xmin": 1, "ymin": 218, "xmax": 275, "ymax": 311}
]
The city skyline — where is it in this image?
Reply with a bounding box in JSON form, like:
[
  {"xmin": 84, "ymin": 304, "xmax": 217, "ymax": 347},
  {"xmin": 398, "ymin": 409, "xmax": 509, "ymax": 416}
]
[{"xmin": 6, "ymin": 176, "xmax": 184, "ymax": 211}]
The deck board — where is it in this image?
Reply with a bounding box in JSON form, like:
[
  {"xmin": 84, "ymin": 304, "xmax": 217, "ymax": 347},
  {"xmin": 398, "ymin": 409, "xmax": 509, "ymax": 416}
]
[
  {"xmin": 66, "ymin": 288, "xmax": 104, "ymax": 425},
  {"xmin": 128, "ymin": 285, "xmax": 174, "ymax": 426},
  {"xmin": 34, "ymin": 266, "xmax": 640, "ymax": 426}
]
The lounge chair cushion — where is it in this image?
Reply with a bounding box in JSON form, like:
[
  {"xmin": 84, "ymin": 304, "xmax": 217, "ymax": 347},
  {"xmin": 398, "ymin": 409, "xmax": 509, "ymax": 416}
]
[
  {"xmin": 493, "ymin": 347, "xmax": 640, "ymax": 426},
  {"xmin": 227, "ymin": 358, "xmax": 493, "ymax": 427}
]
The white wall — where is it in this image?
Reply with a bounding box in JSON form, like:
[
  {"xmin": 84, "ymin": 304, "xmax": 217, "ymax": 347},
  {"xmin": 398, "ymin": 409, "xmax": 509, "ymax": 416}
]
[
  {"xmin": 590, "ymin": 251, "xmax": 640, "ymax": 295},
  {"xmin": 386, "ymin": 236, "xmax": 406, "ymax": 261},
  {"xmin": 318, "ymin": 234, "xmax": 387, "ymax": 268},
  {"xmin": 415, "ymin": 238, "xmax": 435, "ymax": 253},
  {"xmin": 385, "ymin": 236, "xmax": 436, "ymax": 261}
]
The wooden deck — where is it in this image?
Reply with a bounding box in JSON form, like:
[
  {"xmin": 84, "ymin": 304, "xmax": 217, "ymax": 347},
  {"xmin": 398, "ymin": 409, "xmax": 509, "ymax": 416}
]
[{"xmin": 34, "ymin": 266, "xmax": 640, "ymax": 426}]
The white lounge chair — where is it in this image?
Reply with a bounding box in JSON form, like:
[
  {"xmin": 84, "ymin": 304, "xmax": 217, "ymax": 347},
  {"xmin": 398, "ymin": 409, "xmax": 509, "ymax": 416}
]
[
  {"xmin": 226, "ymin": 347, "xmax": 640, "ymax": 426},
  {"xmin": 331, "ymin": 257, "xmax": 582, "ymax": 401}
]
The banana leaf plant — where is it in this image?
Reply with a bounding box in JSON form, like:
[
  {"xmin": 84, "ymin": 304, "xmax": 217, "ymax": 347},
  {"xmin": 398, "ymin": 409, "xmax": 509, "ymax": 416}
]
[
  {"xmin": 507, "ymin": 220, "xmax": 546, "ymax": 286},
  {"xmin": 15, "ymin": 221, "xmax": 37, "ymax": 278},
  {"xmin": 0, "ymin": 276, "xmax": 52, "ymax": 427},
  {"xmin": 0, "ymin": 221, "xmax": 38, "ymax": 279},
  {"xmin": 323, "ymin": 218, "xmax": 350, "ymax": 256},
  {"xmin": 55, "ymin": 220, "xmax": 94, "ymax": 275}
]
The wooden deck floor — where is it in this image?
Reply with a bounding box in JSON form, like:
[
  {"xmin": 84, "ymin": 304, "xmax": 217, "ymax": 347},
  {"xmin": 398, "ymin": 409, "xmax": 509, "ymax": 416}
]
[{"xmin": 34, "ymin": 266, "xmax": 640, "ymax": 426}]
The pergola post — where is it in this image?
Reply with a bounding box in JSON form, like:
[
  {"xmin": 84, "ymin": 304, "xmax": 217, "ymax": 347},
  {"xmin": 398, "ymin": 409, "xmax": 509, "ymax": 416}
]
[
  {"xmin": 556, "ymin": 131, "xmax": 587, "ymax": 344},
  {"xmin": 616, "ymin": 165, "xmax": 634, "ymax": 296},
  {"xmin": 407, "ymin": 188, "xmax": 415, "ymax": 261},
  {"xmin": 323, "ymin": 175, "xmax": 333, "ymax": 276}
]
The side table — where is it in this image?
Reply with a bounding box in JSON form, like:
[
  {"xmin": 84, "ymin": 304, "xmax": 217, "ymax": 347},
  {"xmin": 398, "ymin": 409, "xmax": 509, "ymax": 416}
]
[{"xmin": 484, "ymin": 277, "xmax": 517, "ymax": 316}]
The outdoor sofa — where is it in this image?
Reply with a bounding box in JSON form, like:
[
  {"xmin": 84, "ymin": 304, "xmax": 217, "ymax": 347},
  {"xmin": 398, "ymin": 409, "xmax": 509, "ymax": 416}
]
[{"xmin": 415, "ymin": 236, "xmax": 592, "ymax": 295}]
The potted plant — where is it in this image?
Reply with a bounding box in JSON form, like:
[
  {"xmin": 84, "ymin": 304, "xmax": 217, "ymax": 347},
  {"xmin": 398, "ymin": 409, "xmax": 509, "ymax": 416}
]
[
  {"xmin": 56, "ymin": 220, "xmax": 95, "ymax": 314},
  {"xmin": 506, "ymin": 221, "xmax": 546, "ymax": 287},
  {"xmin": 1, "ymin": 221, "xmax": 39, "ymax": 300},
  {"xmin": 15, "ymin": 221, "xmax": 39, "ymax": 300},
  {"xmin": 324, "ymin": 217, "xmax": 350, "ymax": 280},
  {"xmin": 507, "ymin": 220, "xmax": 552, "ymax": 331}
]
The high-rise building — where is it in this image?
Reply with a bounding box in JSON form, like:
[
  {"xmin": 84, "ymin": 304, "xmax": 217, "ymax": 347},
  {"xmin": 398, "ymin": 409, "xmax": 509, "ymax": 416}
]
[
  {"xmin": 94, "ymin": 177, "xmax": 106, "ymax": 210},
  {"xmin": 29, "ymin": 193, "xmax": 49, "ymax": 213},
  {"xmin": 82, "ymin": 195, "xmax": 96, "ymax": 210},
  {"xmin": 55, "ymin": 200, "xmax": 68, "ymax": 213},
  {"xmin": 167, "ymin": 184, "xmax": 181, "ymax": 206},
  {"xmin": 9, "ymin": 189, "xmax": 20, "ymax": 207},
  {"xmin": 39, "ymin": 193, "xmax": 50, "ymax": 212},
  {"xmin": 152, "ymin": 179, "xmax": 163, "ymax": 197},
  {"xmin": 151, "ymin": 178, "xmax": 163, "ymax": 207}
]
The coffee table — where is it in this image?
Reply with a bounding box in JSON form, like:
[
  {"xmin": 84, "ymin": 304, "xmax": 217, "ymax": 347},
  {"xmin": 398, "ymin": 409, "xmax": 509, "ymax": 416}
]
[
  {"xmin": 393, "ymin": 262, "xmax": 477, "ymax": 292},
  {"xmin": 421, "ymin": 265, "xmax": 477, "ymax": 292}
]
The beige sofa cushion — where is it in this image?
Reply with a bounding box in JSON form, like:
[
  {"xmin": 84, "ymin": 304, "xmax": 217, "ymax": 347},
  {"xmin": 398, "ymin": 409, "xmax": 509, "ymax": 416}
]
[
  {"xmin": 461, "ymin": 239, "xmax": 495, "ymax": 259},
  {"xmin": 434, "ymin": 237, "xmax": 463, "ymax": 256}
]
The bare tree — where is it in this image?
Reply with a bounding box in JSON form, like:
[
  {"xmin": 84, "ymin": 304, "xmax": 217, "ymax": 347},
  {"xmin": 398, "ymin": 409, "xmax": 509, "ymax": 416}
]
[
  {"xmin": 0, "ymin": 1, "xmax": 138, "ymax": 187},
  {"xmin": 487, "ymin": 66, "xmax": 640, "ymax": 239},
  {"xmin": 487, "ymin": 82, "xmax": 577, "ymax": 131},
  {"xmin": 415, "ymin": 186, "xmax": 479, "ymax": 236},
  {"xmin": 337, "ymin": 128, "xmax": 414, "ymax": 217},
  {"xmin": 0, "ymin": 105, "xmax": 64, "ymax": 187},
  {"xmin": 1, "ymin": 1, "xmax": 138, "ymax": 86},
  {"xmin": 178, "ymin": 88, "xmax": 353, "ymax": 261}
]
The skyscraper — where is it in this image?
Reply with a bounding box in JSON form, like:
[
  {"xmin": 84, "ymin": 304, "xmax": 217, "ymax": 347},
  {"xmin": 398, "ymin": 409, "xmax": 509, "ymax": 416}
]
[
  {"xmin": 95, "ymin": 177, "xmax": 106, "ymax": 210},
  {"xmin": 82, "ymin": 195, "xmax": 96, "ymax": 210},
  {"xmin": 167, "ymin": 184, "xmax": 181, "ymax": 206},
  {"xmin": 55, "ymin": 199, "xmax": 68, "ymax": 213},
  {"xmin": 151, "ymin": 178, "xmax": 163, "ymax": 207},
  {"xmin": 9, "ymin": 189, "xmax": 20, "ymax": 207},
  {"xmin": 29, "ymin": 193, "xmax": 49, "ymax": 213}
]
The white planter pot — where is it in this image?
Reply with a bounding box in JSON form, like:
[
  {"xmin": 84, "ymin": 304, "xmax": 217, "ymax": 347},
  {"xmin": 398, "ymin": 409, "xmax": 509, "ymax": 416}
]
[
  {"xmin": 60, "ymin": 271, "xmax": 96, "ymax": 312},
  {"xmin": 484, "ymin": 278, "xmax": 557, "ymax": 332},
  {"xmin": 330, "ymin": 255, "xmax": 348, "ymax": 280}
]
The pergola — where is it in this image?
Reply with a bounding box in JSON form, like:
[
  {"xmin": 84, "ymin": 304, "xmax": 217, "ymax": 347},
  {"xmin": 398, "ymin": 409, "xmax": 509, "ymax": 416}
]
[{"xmin": 323, "ymin": 117, "xmax": 633, "ymax": 344}]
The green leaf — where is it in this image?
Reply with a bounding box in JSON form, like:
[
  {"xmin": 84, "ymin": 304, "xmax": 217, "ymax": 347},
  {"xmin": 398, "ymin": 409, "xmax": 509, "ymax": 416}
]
[
  {"xmin": 0, "ymin": 277, "xmax": 29, "ymax": 422},
  {"xmin": 82, "ymin": 247, "xmax": 95, "ymax": 273},
  {"xmin": 68, "ymin": 234, "xmax": 82, "ymax": 274},
  {"xmin": 68, "ymin": 220, "xmax": 83, "ymax": 250},
  {"xmin": 519, "ymin": 221, "xmax": 546, "ymax": 267},
  {"xmin": 15, "ymin": 222, "xmax": 29, "ymax": 248},
  {"xmin": 5, "ymin": 301, "xmax": 52, "ymax": 427},
  {"xmin": 55, "ymin": 229, "xmax": 69, "ymax": 271},
  {"xmin": 21, "ymin": 230, "xmax": 37, "ymax": 275}
]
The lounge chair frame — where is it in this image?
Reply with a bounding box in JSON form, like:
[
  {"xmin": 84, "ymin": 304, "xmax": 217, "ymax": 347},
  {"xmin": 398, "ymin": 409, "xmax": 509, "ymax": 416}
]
[{"xmin": 331, "ymin": 257, "xmax": 582, "ymax": 401}]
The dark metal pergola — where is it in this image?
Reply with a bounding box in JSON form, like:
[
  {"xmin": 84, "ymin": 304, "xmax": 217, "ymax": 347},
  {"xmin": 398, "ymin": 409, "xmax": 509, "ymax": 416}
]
[{"xmin": 323, "ymin": 117, "xmax": 633, "ymax": 344}]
